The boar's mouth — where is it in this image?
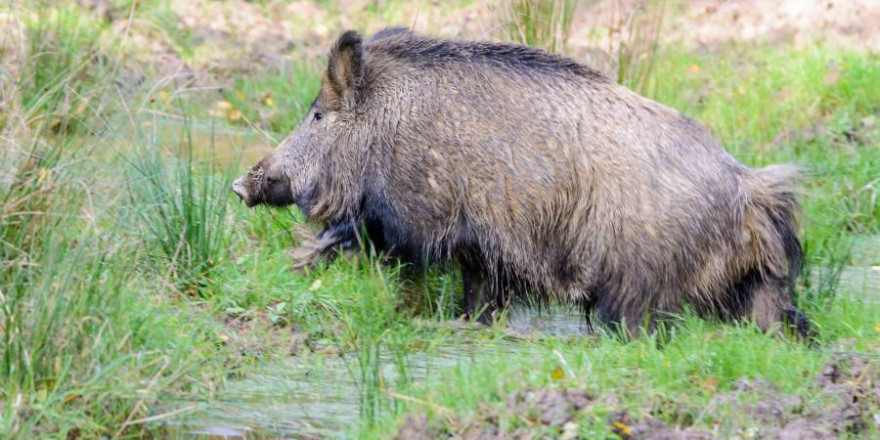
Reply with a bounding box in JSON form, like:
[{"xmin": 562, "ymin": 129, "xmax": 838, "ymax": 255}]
[
  {"xmin": 231, "ymin": 177, "xmax": 255, "ymax": 207},
  {"xmin": 231, "ymin": 165, "xmax": 266, "ymax": 208},
  {"xmin": 231, "ymin": 165, "xmax": 299, "ymax": 209}
]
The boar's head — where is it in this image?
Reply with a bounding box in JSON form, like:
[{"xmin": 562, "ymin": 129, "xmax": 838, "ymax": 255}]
[{"xmin": 232, "ymin": 30, "xmax": 368, "ymax": 223}]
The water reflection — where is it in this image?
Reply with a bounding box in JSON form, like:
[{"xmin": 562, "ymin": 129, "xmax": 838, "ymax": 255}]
[{"xmin": 160, "ymin": 307, "xmax": 588, "ymax": 439}]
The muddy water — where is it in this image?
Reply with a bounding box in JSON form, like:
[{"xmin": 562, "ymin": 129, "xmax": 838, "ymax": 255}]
[
  {"xmin": 836, "ymin": 265, "xmax": 880, "ymax": 298},
  {"xmin": 853, "ymin": 236, "xmax": 880, "ymax": 297},
  {"xmin": 162, "ymin": 355, "xmax": 359, "ymax": 438},
  {"xmin": 827, "ymin": 235, "xmax": 880, "ymax": 300},
  {"xmin": 158, "ymin": 309, "xmax": 588, "ymax": 439}
]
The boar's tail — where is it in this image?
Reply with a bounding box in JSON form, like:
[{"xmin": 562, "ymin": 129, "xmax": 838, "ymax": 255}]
[{"xmin": 741, "ymin": 164, "xmax": 803, "ymax": 284}]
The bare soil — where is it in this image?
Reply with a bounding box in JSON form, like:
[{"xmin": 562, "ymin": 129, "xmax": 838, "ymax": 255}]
[{"xmin": 662, "ymin": 0, "xmax": 880, "ymax": 54}]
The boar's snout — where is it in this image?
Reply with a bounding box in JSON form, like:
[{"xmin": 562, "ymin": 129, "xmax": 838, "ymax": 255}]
[{"xmin": 231, "ymin": 178, "xmax": 254, "ymax": 207}]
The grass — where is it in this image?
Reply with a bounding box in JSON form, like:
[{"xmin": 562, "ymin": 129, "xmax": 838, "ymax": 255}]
[
  {"xmin": 0, "ymin": 1, "xmax": 878, "ymax": 439},
  {"xmin": 499, "ymin": 0, "xmax": 579, "ymax": 54},
  {"xmin": 17, "ymin": 6, "xmax": 101, "ymax": 135},
  {"xmin": 0, "ymin": 132, "xmax": 225, "ymax": 437},
  {"xmin": 502, "ymin": 0, "xmax": 668, "ymax": 93},
  {"xmin": 360, "ymin": 310, "xmax": 869, "ymax": 438},
  {"xmin": 126, "ymin": 115, "xmax": 232, "ymax": 294},
  {"xmin": 218, "ymin": 62, "xmax": 323, "ymax": 134}
]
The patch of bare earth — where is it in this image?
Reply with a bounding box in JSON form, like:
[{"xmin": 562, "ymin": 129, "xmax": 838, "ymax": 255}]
[
  {"xmin": 663, "ymin": 0, "xmax": 880, "ymax": 54},
  {"xmin": 393, "ymin": 389, "xmax": 594, "ymax": 440}
]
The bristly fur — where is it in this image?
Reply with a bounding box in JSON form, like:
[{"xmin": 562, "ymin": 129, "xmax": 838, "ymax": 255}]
[
  {"xmin": 381, "ymin": 31, "xmax": 609, "ymax": 81},
  {"xmin": 234, "ymin": 28, "xmax": 811, "ymax": 339}
]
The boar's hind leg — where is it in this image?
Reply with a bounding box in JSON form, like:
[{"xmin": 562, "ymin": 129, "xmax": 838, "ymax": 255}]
[
  {"xmin": 461, "ymin": 267, "xmax": 497, "ymax": 325},
  {"xmin": 748, "ymin": 278, "xmax": 812, "ymax": 339}
]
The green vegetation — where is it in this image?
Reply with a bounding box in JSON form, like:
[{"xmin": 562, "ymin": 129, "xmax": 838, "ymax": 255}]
[
  {"xmin": 127, "ymin": 118, "xmax": 232, "ymax": 293},
  {"xmin": 648, "ymin": 47, "xmax": 880, "ymax": 302},
  {"xmin": 500, "ymin": 0, "xmax": 579, "ymax": 54},
  {"xmin": 0, "ymin": 1, "xmax": 878, "ymax": 439}
]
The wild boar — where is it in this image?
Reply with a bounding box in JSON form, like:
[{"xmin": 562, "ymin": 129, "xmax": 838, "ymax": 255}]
[{"xmin": 232, "ymin": 28, "xmax": 810, "ymax": 338}]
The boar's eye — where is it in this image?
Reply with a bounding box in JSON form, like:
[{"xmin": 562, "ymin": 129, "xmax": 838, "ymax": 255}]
[{"xmin": 313, "ymin": 111, "xmax": 324, "ymax": 122}]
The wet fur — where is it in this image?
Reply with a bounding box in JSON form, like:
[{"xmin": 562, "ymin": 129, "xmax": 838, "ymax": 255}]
[{"xmin": 237, "ymin": 29, "xmax": 811, "ymax": 338}]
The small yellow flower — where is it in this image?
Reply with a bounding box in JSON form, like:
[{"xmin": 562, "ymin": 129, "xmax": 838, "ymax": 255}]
[
  {"xmin": 264, "ymin": 96, "xmax": 275, "ymax": 108},
  {"xmin": 228, "ymin": 110, "xmax": 243, "ymax": 121},
  {"xmin": 309, "ymin": 279, "xmax": 323, "ymax": 291},
  {"xmin": 38, "ymin": 168, "xmax": 52, "ymax": 184},
  {"xmin": 551, "ymin": 366, "xmax": 565, "ymax": 381},
  {"xmin": 612, "ymin": 421, "xmax": 631, "ymax": 435},
  {"xmin": 874, "ymin": 322, "xmax": 880, "ymax": 332},
  {"xmin": 159, "ymin": 90, "xmax": 170, "ymax": 103}
]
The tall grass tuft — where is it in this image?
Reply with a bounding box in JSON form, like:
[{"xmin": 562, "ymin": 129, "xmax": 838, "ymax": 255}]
[
  {"xmin": 578, "ymin": 0, "xmax": 667, "ymax": 93},
  {"xmin": 18, "ymin": 6, "xmax": 110, "ymax": 135},
  {"xmin": 497, "ymin": 0, "xmax": 666, "ymax": 94},
  {"xmin": 609, "ymin": 0, "xmax": 666, "ymax": 93},
  {"xmin": 0, "ymin": 133, "xmax": 215, "ymax": 437},
  {"xmin": 1, "ymin": 145, "xmax": 66, "ymax": 278},
  {"xmin": 126, "ymin": 117, "xmax": 232, "ymax": 295},
  {"xmin": 498, "ymin": 0, "xmax": 578, "ymax": 54}
]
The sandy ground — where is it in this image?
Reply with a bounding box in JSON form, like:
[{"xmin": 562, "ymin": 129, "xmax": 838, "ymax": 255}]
[{"xmin": 662, "ymin": 0, "xmax": 880, "ymax": 53}]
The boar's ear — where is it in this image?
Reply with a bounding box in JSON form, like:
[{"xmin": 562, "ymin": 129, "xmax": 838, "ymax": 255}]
[{"xmin": 322, "ymin": 30, "xmax": 364, "ymax": 111}]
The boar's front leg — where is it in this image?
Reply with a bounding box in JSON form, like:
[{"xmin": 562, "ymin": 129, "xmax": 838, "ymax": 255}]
[
  {"xmin": 290, "ymin": 220, "xmax": 358, "ymax": 272},
  {"xmin": 461, "ymin": 266, "xmax": 497, "ymax": 325}
]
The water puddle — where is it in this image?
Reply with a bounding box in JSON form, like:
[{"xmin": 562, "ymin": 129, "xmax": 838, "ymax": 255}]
[
  {"xmin": 507, "ymin": 306, "xmax": 593, "ymax": 336},
  {"xmin": 157, "ymin": 308, "xmax": 587, "ymax": 439},
  {"xmin": 163, "ymin": 355, "xmax": 360, "ymax": 438},
  {"xmin": 836, "ymin": 265, "xmax": 880, "ymax": 298},
  {"xmin": 160, "ymin": 345, "xmax": 488, "ymax": 438},
  {"xmin": 814, "ymin": 235, "xmax": 880, "ymax": 300}
]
